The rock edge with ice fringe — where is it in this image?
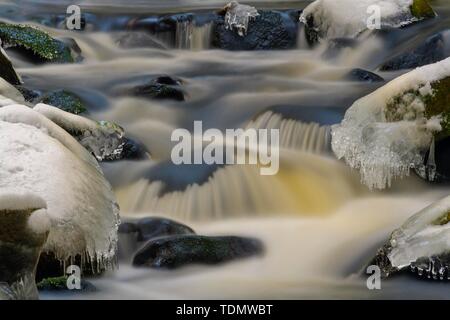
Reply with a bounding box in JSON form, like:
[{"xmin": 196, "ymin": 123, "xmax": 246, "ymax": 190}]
[
  {"xmin": 372, "ymin": 195, "xmax": 450, "ymax": 280},
  {"xmin": 331, "ymin": 58, "xmax": 450, "ymax": 190},
  {"xmin": 0, "ymin": 103, "xmax": 120, "ymax": 298}
]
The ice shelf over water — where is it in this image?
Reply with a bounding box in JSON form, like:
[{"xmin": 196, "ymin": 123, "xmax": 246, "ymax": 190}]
[
  {"xmin": 0, "ymin": 103, "xmax": 120, "ymax": 267},
  {"xmin": 332, "ymin": 57, "xmax": 450, "ymax": 190},
  {"xmin": 300, "ymin": 0, "xmax": 429, "ymax": 40}
]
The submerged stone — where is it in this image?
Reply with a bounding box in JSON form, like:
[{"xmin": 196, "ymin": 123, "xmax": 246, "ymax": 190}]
[
  {"xmin": 132, "ymin": 235, "xmax": 264, "ymax": 269},
  {"xmin": 130, "ymin": 76, "xmax": 184, "ymax": 101},
  {"xmin": 39, "ymin": 90, "xmax": 87, "ymax": 115},
  {"xmin": 0, "ymin": 22, "xmax": 75, "ymax": 63},
  {"xmin": 380, "ymin": 31, "xmax": 450, "ymax": 71},
  {"xmin": 346, "ymin": 68, "xmax": 384, "ymax": 83},
  {"xmin": 118, "ymin": 217, "xmax": 195, "ymax": 261}
]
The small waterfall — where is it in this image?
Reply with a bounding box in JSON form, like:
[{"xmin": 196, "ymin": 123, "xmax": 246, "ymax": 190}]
[
  {"xmin": 246, "ymin": 111, "xmax": 331, "ymax": 154},
  {"xmin": 116, "ymin": 151, "xmax": 363, "ymax": 220},
  {"xmin": 176, "ymin": 21, "xmax": 213, "ymax": 50}
]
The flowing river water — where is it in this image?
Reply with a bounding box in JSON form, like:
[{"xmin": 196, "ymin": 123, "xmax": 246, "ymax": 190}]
[{"xmin": 2, "ymin": 0, "xmax": 450, "ymax": 299}]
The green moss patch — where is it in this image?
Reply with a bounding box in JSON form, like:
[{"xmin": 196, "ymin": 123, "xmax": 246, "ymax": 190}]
[
  {"xmin": 385, "ymin": 77, "xmax": 450, "ymax": 139},
  {"xmin": 410, "ymin": 0, "xmax": 436, "ymax": 19},
  {"xmin": 40, "ymin": 90, "xmax": 87, "ymax": 114},
  {"xmin": 0, "ymin": 22, "xmax": 74, "ymax": 63}
]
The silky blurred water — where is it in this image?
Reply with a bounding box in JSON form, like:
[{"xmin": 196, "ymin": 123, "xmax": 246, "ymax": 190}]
[{"xmin": 1, "ymin": 0, "xmax": 449, "ymax": 299}]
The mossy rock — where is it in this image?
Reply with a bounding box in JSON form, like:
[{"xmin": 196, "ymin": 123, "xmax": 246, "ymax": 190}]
[
  {"xmin": 39, "ymin": 90, "xmax": 87, "ymax": 114},
  {"xmin": 423, "ymin": 77, "xmax": 450, "ymax": 139},
  {"xmin": 37, "ymin": 276, "xmax": 96, "ymax": 292},
  {"xmin": 37, "ymin": 276, "xmax": 68, "ymax": 291},
  {"xmin": 0, "ymin": 22, "xmax": 74, "ymax": 63},
  {"xmin": 385, "ymin": 77, "xmax": 450, "ymax": 139},
  {"xmin": 410, "ymin": 0, "xmax": 436, "ymax": 19}
]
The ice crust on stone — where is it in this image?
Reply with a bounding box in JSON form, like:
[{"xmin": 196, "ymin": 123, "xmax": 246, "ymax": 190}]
[
  {"xmin": 387, "ymin": 195, "xmax": 450, "ymax": 269},
  {"xmin": 224, "ymin": 1, "xmax": 259, "ymax": 37},
  {"xmin": 331, "ymin": 57, "xmax": 450, "ymax": 189},
  {"xmin": 34, "ymin": 103, "xmax": 125, "ymax": 161},
  {"xmin": 0, "ymin": 104, "xmax": 120, "ymax": 267},
  {"xmin": 300, "ymin": 0, "xmax": 422, "ymax": 40}
]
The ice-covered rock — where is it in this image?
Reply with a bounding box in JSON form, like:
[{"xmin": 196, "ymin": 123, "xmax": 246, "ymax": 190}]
[
  {"xmin": 372, "ymin": 195, "xmax": 450, "ymax": 280},
  {"xmin": 331, "ymin": 57, "xmax": 450, "ymax": 189},
  {"xmin": 300, "ymin": 0, "xmax": 436, "ymax": 44},
  {"xmin": 0, "ymin": 104, "xmax": 120, "ymax": 298},
  {"xmin": 222, "ymin": 1, "xmax": 259, "ymax": 37}
]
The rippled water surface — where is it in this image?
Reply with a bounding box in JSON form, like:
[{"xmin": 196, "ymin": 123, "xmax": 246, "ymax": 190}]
[{"xmin": 2, "ymin": 0, "xmax": 450, "ymax": 299}]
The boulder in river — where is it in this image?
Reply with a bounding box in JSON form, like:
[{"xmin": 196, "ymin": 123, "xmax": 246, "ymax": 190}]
[
  {"xmin": 212, "ymin": 10, "xmax": 299, "ymax": 50},
  {"xmin": 380, "ymin": 30, "xmax": 450, "ymax": 71},
  {"xmin": 132, "ymin": 235, "xmax": 264, "ymax": 269},
  {"xmin": 118, "ymin": 217, "xmax": 195, "ymax": 261},
  {"xmin": 130, "ymin": 76, "xmax": 185, "ymax": 101}
]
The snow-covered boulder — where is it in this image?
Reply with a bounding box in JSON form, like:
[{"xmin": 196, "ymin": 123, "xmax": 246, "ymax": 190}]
[
  {"xmin": 300, "ymin": 0, "xmax": 436, "ymax": 44},
  {"xmin": 331, "ymin": 57, "xmax": 450, "ymax": 189},
  {"xmin": 0, "ymin": 103, "xmax": 120, "ymax": 299}
]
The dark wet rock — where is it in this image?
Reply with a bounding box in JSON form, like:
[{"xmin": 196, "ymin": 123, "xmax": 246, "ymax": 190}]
[
  {"xmin": 369, "ymin": 242, "xmax": 399, "ymax": 279},
  {"xmin": 130, "ymin": 76, "xmax": 184, "ymax": 101},
  {"xmin": 0, "ymin": 22, "xmax": 76, "ymax": 63},
  {"xmin": 212, "ymin": 10, "xmax": 298, "ymax": 50},
  {"xmin": 102, "ymin": 136, "xmax": 149, "ymax": 162},
  {"xmin": 132, "ymin": 235, "xmax": 264, "ymax": 269},
  {"xmin": 346, "ymin": 68, "xmax": 384, "ymax": 83},
  {"xmin": 0, "ymin": 47, "xmax": 21, "ymax": 85},
  {"xmin": 37, "ymin": 276, "xmax": 96, "ymax": 292},
  {"xmin": 136, "ymin": 217, "xmax": 195, "ymax": 242},
  {"xmin": 14, "ymin": 86, "xmax": 41, "ymax": 103},
  {"xmin": 409, "ymin": 253, "xmax": 450, "ymax": 280},
  {"xmin": 119, "ymin": 217, "xmax": 195, "ymax": 242},
  {"xmin": 38, "ymin": 90, "xmax": 87, "ymax": 115},
  {"xmin": 380, "ymin": 31, "xmax": 450, "ymax": 71},
  {"xmin": 118, "ymin": 217, "xmax": 195, "ymax": 262},
  {"xmin": 115, "ymin": 32, "xmax": 168, "ymax": 49}
]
